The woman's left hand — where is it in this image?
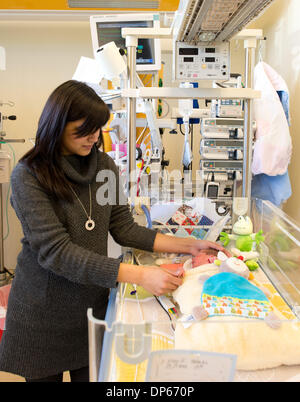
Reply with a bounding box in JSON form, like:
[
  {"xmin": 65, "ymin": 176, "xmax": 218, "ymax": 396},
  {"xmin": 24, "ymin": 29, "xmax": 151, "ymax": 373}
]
[
  {"xmin": 188, "ymin": 239, "xmax": 231, "ymax": 258},
  {"xmin": 153, "ymin": 233, "xmax": 231, "ymax": 258}
]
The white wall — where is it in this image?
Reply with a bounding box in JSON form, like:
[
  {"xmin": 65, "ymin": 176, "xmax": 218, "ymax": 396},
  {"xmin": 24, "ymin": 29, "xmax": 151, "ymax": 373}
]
[{"xmin": 0, "ymin": 20, "xmax": 95, "ymax": 271}]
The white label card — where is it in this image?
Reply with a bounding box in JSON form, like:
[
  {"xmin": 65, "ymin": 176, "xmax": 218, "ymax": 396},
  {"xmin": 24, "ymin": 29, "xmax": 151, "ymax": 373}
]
[{"xmin": 146, "ymin": 350, "xmax": 237, "ymax": 382}]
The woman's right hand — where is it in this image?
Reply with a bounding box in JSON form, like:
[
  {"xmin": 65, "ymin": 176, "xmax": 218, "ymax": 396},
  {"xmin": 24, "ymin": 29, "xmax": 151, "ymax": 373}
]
[{"xmin": 139, "ymin": 266, "xmax": 183, "ymax": 296}]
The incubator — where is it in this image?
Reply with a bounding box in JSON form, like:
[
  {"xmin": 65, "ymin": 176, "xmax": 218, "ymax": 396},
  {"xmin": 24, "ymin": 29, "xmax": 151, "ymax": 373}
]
[{"xmin": 88, "ymin": 200, "xmax": 300, "ymax": 382}]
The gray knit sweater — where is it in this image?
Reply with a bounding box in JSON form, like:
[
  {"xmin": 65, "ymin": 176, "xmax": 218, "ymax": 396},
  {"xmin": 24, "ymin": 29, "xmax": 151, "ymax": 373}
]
[{"xmin": 0, "ymin": 147, "xmax": 157, "ymax": 379}]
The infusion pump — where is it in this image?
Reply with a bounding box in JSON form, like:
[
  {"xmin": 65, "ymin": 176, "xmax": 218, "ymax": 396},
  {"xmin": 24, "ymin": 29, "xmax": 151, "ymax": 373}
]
[
  {"xmin": 173, "ymin": 42, "xmax": 230, "ymax": 81},
  {"xmin": 201, "ymin": 118, "xmax": 244, "ymax": 139},
  {"xmin": 200, "ymin": 139, "xmax": 244, "ymax": 160}
]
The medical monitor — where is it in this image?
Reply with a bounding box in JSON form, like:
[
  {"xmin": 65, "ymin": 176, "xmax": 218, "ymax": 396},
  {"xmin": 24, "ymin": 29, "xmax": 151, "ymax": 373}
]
[{"xmin": 90, "ymin": 14, "xmax": 161, "ymax": 72}]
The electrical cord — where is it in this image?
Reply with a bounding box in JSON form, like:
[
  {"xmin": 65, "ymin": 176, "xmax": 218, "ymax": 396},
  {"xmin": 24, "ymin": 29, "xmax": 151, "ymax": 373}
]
[
  {"xmin": 141, "ymin": 74, "xmax": 154, "ymax": 87},
  {"xmin": 179, "ymin": 123, "xmax": 192, "ymax": 136},
  {"xmin": 215, "ymin": 202, "xmax": 230, "ymax": 217},
  {"xmin": 202, "ymin": 171, "xmax": 213, "ymax": 197},
  {"xmin": 136, "ymin": 125, "xmax": 148, "ymax": 144},
  {"xmin": 154, "ymin": 295, "xmax": 175, "ymax": 332},
  {"xmin": 3, "ymin": 267, "xmax": 14, "ymax": 279},
  {"xmin": 140, "ymin": 204, "xmax": 152, "ymax": 229}
]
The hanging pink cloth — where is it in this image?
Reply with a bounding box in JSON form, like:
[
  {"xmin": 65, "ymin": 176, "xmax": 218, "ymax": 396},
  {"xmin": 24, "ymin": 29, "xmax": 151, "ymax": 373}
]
[{"xmin": 252, "ymin": 62, "xmax": 292, "ymax": 176}]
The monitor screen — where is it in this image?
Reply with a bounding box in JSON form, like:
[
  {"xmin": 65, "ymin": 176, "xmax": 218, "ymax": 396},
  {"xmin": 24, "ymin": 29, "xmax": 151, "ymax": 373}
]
[
  {"xmin": 90, "ymin": 14, "xmax": 161, "ymax": 72},
  {"xmin": 96, "ymin": 21, "xmax": 155, "ymax": 66}
]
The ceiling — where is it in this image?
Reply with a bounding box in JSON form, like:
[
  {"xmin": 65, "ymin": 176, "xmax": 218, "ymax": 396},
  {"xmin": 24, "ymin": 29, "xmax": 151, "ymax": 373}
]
[{"xmin": 0, "ymin": 0, "xmax": 179, "ymax": 11}]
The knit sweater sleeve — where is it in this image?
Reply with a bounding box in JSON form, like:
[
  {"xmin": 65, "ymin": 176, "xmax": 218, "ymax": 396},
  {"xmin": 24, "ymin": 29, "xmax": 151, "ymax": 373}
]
[
  {"xmin": 103, "ymin": 154, "xmax": 157, "ymax": 252},
  {"xmin": 10, "ymin": 163, "xmax": 120, "ymax": 289}
]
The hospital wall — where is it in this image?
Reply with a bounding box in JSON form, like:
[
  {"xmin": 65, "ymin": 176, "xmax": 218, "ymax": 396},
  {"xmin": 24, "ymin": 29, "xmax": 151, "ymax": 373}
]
[{"xmin": 0, "ymin": 20, "xmax": 95, "ymax": 271}]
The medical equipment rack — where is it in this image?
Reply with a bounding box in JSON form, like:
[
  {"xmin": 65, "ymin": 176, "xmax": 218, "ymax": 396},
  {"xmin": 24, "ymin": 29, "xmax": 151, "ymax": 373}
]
[{"xmin": 121, "ymin": 28, "xmax": 263, "ymax": 219}]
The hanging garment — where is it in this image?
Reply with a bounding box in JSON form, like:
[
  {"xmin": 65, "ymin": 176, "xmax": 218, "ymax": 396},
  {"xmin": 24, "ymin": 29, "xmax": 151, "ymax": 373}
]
[
  {"xmin": 252, "ymin": 62, "xmax": 292, "ymax": 176},
  {"xmin": 252, "ymin": 62, "xmax": 292, "ymax": 206},
  {"xmin": 252, "ymin": 171, "xmax": 291, "ymax": 207}
]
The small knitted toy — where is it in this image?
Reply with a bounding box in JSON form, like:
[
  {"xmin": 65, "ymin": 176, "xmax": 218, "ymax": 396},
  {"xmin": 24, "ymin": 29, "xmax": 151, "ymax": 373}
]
[{"xmin": 220, "ymin": 216, "xmax": 264, "ymax": 271}]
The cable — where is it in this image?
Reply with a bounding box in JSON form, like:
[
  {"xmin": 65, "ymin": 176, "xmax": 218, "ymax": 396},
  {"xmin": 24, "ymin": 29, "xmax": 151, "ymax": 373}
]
[
  {"xmin": 202, "ymin": 171, "xmax": 213, "ymax": 197},
  {"xmin": 142, "ymin": 74, "xmax": 154, "ymax": 87},
  {"xmin": 215, "ymin": 202, "xmax": 230, "ymax": 217},
  {"xmin": 179, "ymin": 123, "xmax": 192, "ymax": 136},
  {"xmin": 140, "ymin": 132, "xmax": 151, "ymax": 150},
  {"xmin": 0, "ymin": 142, "xmax": 16, "ymax": 166},
  {"xmin": 136, "ymin": 125, "xmax": 148, "ymax": 144},
  {"xmin": 214, "ymin": 81, "xmax": 227, "ymax": 88},
  {"xmin": 141, "ymin": 204, "xmax": 152, "ymax": 229},
  {"xmin": 154, "ymin": 296, "xmax": 175, "ymax": 332},
  {"xmin": 3, "ymin": 267, "xmax": 14, "ymax": 279},
  {"xmin": 3, "ymin": 183, "xmax": 11, "ymax": 241}
]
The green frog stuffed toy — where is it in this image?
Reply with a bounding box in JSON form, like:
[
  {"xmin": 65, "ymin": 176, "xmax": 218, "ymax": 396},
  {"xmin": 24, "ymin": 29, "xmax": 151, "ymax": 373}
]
[{"xmin": 220, "ymin": 216, "xmax": 264, "ymax": 271}]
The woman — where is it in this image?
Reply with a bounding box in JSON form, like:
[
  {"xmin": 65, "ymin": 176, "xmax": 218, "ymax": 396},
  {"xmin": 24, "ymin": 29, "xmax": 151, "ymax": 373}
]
[{"xmin": 0, "ymin": 80, "xmax": 228, "ymax": 382}]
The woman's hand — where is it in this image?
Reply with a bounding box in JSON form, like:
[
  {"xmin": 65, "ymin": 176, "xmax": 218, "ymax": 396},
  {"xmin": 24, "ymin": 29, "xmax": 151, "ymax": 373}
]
[
  {"xmin": 153, "ymin": 233, "xmax": 231, "ymax": 258},
  {"xmin": 117, "ymin": 263, "xmax": 183, "ymax": 296},
  {"xmin": 138, "ymin": 266, "xmax": 183, "ymax": 296},
  {"xmin": 188, "ymin": 239, "xmax": 231, "ymax": 258}
]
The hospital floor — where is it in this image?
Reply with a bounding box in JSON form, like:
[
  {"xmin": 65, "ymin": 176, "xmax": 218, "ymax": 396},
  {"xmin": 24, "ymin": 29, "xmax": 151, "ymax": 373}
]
[{"xmin": 0, "ymin": 371, "xmax": 71, "ymax": 382}]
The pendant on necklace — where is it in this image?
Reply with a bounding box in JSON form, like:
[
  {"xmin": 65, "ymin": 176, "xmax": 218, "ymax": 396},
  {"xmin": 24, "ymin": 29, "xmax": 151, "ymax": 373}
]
[{"xmin": 85, "ymin": 218, "xmax": 95, "ymax": 231}]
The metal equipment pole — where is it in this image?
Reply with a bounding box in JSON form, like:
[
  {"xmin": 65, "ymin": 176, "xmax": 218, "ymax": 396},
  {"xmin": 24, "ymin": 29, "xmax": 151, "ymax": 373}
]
[
  {"xmin": 0, "ymin": 137, "xmax": 24, "ymax": 286},
  {"xmin": 126, "ymin": 36, "xmax": 138, "ymax": 200},
  {"xmin": 0, "ymin": 181, "xmax": 6, "ymax": 286},
  {"xmin": 243, "ymin": 40, "xmax": 256, "ymax": 215}
]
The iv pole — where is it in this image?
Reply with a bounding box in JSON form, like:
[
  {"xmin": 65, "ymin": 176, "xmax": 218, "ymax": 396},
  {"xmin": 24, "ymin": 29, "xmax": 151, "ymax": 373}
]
[
  {"xmin": 236, "ymin": 30, "xmax": 263, "ymax": 215},
  {"xmin": 0, "ymin": 126, "xmax": 25, "ymax": 286},
  {"xmin": 0, "ymin": 48, "xmax": 26, "ymax": 286}
]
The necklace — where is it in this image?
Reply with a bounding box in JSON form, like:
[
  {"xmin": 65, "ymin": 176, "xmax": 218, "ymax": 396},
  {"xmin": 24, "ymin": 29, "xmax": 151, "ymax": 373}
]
[{"xmin": 69, "ymin": 184, "xmax": 95, "ymax": 231}]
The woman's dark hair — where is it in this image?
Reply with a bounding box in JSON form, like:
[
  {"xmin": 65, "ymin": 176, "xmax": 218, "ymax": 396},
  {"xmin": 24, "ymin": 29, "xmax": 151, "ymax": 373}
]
[{"xmin": 21, "ymin": 80, "xmax": 111, "ymax": 201}]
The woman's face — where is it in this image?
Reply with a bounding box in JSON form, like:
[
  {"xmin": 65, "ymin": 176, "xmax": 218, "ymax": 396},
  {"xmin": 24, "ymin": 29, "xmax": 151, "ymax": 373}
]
[{"xmin": 61, "ymin": 119, "xmax": 100, "ymax": 156}]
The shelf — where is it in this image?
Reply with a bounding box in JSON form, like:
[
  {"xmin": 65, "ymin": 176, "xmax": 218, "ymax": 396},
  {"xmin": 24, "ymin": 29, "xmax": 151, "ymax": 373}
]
[{"xmin": 122, "ymin": 87, "xmax": 261, "ymax": 100}]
